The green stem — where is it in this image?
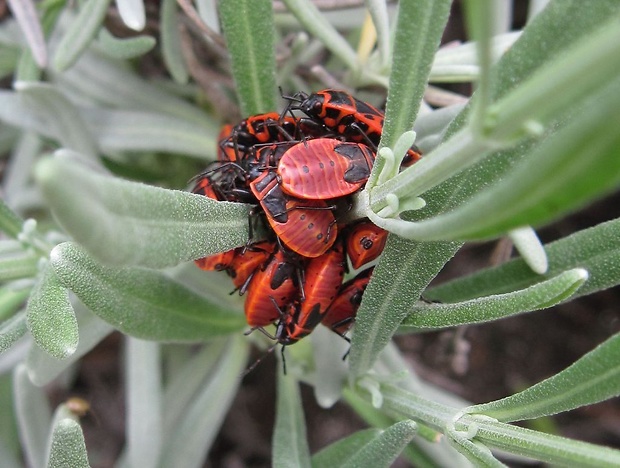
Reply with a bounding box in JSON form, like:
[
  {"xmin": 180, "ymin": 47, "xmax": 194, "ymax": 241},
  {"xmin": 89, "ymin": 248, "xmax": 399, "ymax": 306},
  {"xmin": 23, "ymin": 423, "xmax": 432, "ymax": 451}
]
[
  {"xmin": 369, "ymin": 128, "xmax": 491, "ymax": 212},
  {"xmin": 356, "ymin": 382, "xmax": 620, "ymax": 467}
]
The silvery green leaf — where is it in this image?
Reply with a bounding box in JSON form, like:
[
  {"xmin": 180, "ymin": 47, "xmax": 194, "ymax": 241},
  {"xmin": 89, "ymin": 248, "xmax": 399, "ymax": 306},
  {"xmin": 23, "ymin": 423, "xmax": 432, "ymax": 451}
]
[
  {"xmin": 26, "ymin": 300, "xmax": 113, "ymax": 386},
  {"xmin": 26, "ymin": 263, "xmax": 78, "ymax": 360},
  {"xmin": 126, "ymin": 338, "xmax": 161, "ymax": 468},
  {"xmin": 53, "ymin": 0, "xmax": 113, "ymax": 71},
  {"xmin": 35, "ymin": 152, "xmax": 251, "ymax": 268},
  {"xmin": 158, "ymin": 336, "xmax": 249, "ymax": 468},
  {"xmin": 45, "ymin": 418, "xmax": 89, "ymax": 468},
  {"xmin": 96, "ymin": 28, "xmax": 156, "ymax": 59},
  {"xmin": 161, "ymin": 0, "xmax": 188, "ymax": 84},
  {"xmin": 14, "ymin": 82, "xmax": 98, "ymax": 159},
  {"xmin": 82, "ymin": 108, "xmax": 214, "ymax": 160},
  {"xmin": 273, "ymin": 371, "xmax": 311, "ymax": 468},
  {"xmin": 13, "ymin": 364, "xmax": 52, "ymax": 468},
  {"xmin": 50, "ymin": 242, "xmax": 245, "ymax": 342},
  {"xmin": 0, "ymin": 310, "xmax": 27, "ymax": 355},
  {"xmin": 7, "ymin": 0, "xmax": 47, "ymax": 67}
]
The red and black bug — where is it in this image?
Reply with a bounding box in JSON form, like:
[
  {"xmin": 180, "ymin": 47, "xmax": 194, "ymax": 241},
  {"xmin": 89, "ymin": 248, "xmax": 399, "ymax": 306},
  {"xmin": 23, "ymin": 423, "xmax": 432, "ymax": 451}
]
[
  {"xmin": 244, "ymin": 247, "xmax": 302, "ymax": 328},
  {"xmin": 244, "ymin": 141, "xmax": 297, "ymax": 182},
  {"xmin": 277, "ymin": 138, "xmax": 376, "ymax": 200},
  {"xmin": 249, "ymin": 170, "xmax": 337, "ymax": 258},
  {"xmin": 217, "ymin": 124, "xmax": 238, "ymax": 163},
  {"xmin": 226, "ymin": 242, "xmax": 275, "ymax": 291},
  {"xmin": 275, "ymin": 240, "xmax": 346, "ymax": 346},
  {"xmin": 288, "ymin": 89, "xmax": 422, "ymax": 164},
  {"xmin": 322, "ymin": 267, "xmax": 373, "ymax": 336},
  {"xmin": 222, "ymin": 112, "xmax": 299, "ymax": 154},
  {"xmin": 345, "ymin": 221, "xmax": 388, "ymax": 270}
]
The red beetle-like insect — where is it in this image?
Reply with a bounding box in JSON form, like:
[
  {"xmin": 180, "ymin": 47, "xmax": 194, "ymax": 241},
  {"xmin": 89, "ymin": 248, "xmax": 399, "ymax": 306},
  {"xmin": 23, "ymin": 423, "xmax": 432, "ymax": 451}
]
[
  {"xmin": 222, "ymin": 112, "xmax": 298, "ymax": 153},
  {"xmin": 217, "ymin": 124, "xmax": 237, "ymax": 163},
  {"xmin": 275, "ymin": 240, "xmax": 346, "ymax": 346},
  {"xmin": 289, "ymin": 89, "xmax": 422, "ymax": 164},
  {"xmin": 322, "ymin": 267, "xmax": 373, "ymax": 336},
  {"xmin": 226, "ymin": 242, "xmax": 275, "ymax": 290},
  {"xmin": 277, "ymin": 138, "xmax": 376, "ymax": 200},
  {"xmin": 249, "ymin": 170, "xmax": 337, "ymax": 258},
  {"xmin": 345, "ymin": 221, "xmax": 388, "ymax": 270},
  {"xmin": 244, "ymin": 141, "xmax": 296, "ymax": 182},
  {"xmin": 243, "ymin": 247, "xmax": 302, "ymax": 328}
]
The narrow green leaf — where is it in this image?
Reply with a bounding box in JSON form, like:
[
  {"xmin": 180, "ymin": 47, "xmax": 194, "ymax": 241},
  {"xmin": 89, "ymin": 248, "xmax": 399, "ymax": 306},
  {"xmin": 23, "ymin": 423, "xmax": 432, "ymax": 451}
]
[
  {"xmin": 82, "ymin": 108, "xmax": 215, "ymax": 160},
  {"xmin": 370, "ymin": 382, "xmax": 620, "ymax": 467},
  {"xmin": 46, "ymin": 419, "xmax": 89, "ymax": 468},
  {"xmin": 400, "ymin": 268, "xmax": 587, "ymax": 331},
  {"xmin": 0, "ymin": 251, "xmax": 40, "ymax": 281},
  {"xmin": 0, "ymin": 375, "xmax": 21, "ymax": 468},
  {"xmin": 126, "ymin": 338, "xmax": 162, "ymax": 468},
  {"xmin": 365, "ymin": 0, "xmax": 390, "ymax": 68},
  {"xmin": 3, "ymin": 131, "xmax": 42, "ymax": 202},
  {"xmin": 0, "ymin": 311, "xmax": 27, "ymax": 355},
  {"xmin": 35, "ymin": 152, "xmax": 251, "ymax": 268},
  {"xmin": 311, "ymin": 429, "xmax": 383, "ymax": 468},
  {"xmin": 339, "ymin": 420, "xmax": 417, "ymax": 468},
  {"xmin": 50, "ymin": 242, "xmax": 245, "ymax": 341},
  {"xmin": 466, "ymin": 332, "xmax": 620, "ymax": 423},
  {"xmin": 52, "ymin": 0, "xmax": 113, "ymax": 71},
  {"xmin": 346, "ymin": 383, "xmax": 467, "ymax": 468},
  {"xmin": 161, "ymin": 0, "xmax": 189, "ymax": 84},
  {"xmin": 7, "ymin": 0, "xmax": 48, "ymax": 67},
  {"xmin": 162, "ymin": 340, "xmax": 228, "ymax": 433},
  {"xmin": 14, "ymin": 81, "xmax": 98, "ymax": 159},
  {"xmin": 381, "ymin": 76, "xmax": 620, "ymax": 242},
  {"xmin": 51, "ymin": 49, "xmax": 213, "ymax": 126},
  {"xmin": 462, "ymin": 0, "xmax": 495, "ymax": 134},
  {"xmin": 280, "ymin": 0, "xmax": 358, "ymax": 72},
  {"xmin": 381, "ymin": 0, "xmax": 452, "ymax": 149},
  {"xmin": 486, "ymin": 16, "xmax": 620, "ymax": 142},
  {"xmin": 26, "ymin": 263, "xmax": 78, "ymax": 360},
  {"xmin": 349, "ymin": 237, "xmax": 460, "ymax": 376},
  {"xmin": 446, "ymin": 428, "xmax": 505, "ymax": 468},
  {"xmin": 13, "ymin": 364, "xmax": 52, "ymax": 468},
  {"xmin": 470, "ymin": 418, "xmax": 620, "ymax": 468},
  {"xmin": 97, "ymin": 28, "xmax": 156, "ymax": 59},
  {"xmin": 426, "ymin": 218, "xmax": 620, "ymax": 303},
  {"xmin": 219, "ymin": 0, "xmax": 276, "ymax": 115},
  {"xmin": 26, "ymin": 301, "xmax": 113, "ymax": 386},
  {"xmin": 0, "ymin": 45, "xmax": 20, "ymax": 79},
  {"xmin": 0, "ymin": 197, "xmax": 24, "ymax": 239},
  {"xmin": 372, "ymin": 1, "xmax": 620, "ymax": 218},
  {"xmin": 273, "ymin": 371, "xmax": 311, "ymax": 468},
  {"xmin": 12, "ymin": 0, "xmax": 63, "ymax": 81},
  {"xmin": 158, "ymin": 336, "xmax": 249, "ymax": 468}
]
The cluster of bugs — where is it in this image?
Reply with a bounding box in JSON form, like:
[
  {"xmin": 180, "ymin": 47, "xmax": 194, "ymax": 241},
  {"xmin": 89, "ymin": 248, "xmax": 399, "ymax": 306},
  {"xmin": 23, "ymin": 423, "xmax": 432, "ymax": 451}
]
[{"xmin": 191, "ymin": 89, "xmax": 421, "ymax": 359}]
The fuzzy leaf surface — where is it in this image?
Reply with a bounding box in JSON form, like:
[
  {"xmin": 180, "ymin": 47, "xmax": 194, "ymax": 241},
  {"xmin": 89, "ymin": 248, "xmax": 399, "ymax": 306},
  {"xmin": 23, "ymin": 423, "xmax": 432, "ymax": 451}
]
[
  {"xmin": 467, "ymin": 333, "xmax": 620, "ymax": 422},
  {"xmin": 159, "ymin": 337, "xmax": 249, "ymax": 468},
  {"xmin": 50, "ymin": 242, "xmax": 245, "ymax": 342},
  {"xmin": 36, "ymin": 152, "xmax": 251, "ymax": 268},
  {"xmin": 349, "ymin": 237, "xmax": 460, "ymax": 377},
  {"xmin": 46, "ymin": 419, "xmax": 89, "ymax": 468},
  {"xmin": 273, "ymin": 372, "xmax": 311, "ymax": 468},
  {"xmin": 401, "ymin": 268, "xmax": 587, "ymax": 330},
  {"xmin": 426, "ymin": 218, "xmax": 620, "ymax": 303},
  {"xmin": 26, "ymin": 263, "xmax": 78, "ymax": 359},
  {"xmin": 219, "ymin": 0, "xmax": 276, "ymax": 115}
]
